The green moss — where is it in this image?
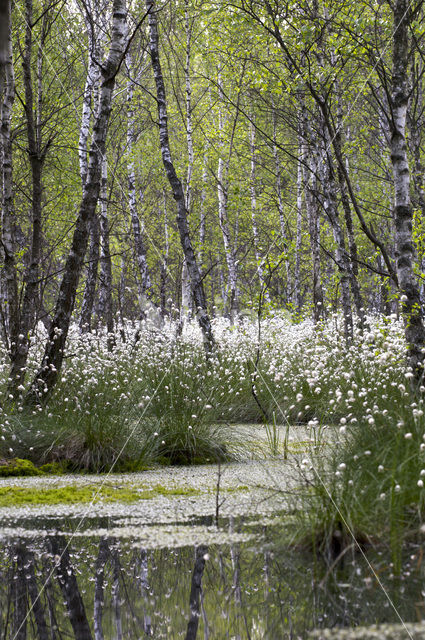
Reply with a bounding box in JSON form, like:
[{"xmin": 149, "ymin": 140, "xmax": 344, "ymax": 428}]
[
  {"xmin": 39, "ymin": 462, "xmax": 66, "ymax": 475},
  {"xmin": 0, "ymin": 483, "xmax": 200, "ymax": 506},
  {"xmin": 0, "ymin": 459, "xmax": 69, "ymax": 477},
  {"xmin": 0, "ymin": 459, "xmax": 41, "ymax": 477},
  {"xmin": 225, "ymin": 485, "xmax": 249, "ymax": 492},
  {"xmin": 113, "ymin": 460, "xmax": 152, "ymax": 473}
]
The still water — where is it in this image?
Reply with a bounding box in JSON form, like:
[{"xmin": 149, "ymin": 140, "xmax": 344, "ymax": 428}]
[{"xmin": 0, "ymin": 513, "xmax": 424, "ymax": 639}]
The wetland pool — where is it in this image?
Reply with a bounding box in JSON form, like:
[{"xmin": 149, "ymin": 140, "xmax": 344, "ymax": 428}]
[{"xmin": 0, "ymin": 459, "xmax": 424, "ymax": 639}]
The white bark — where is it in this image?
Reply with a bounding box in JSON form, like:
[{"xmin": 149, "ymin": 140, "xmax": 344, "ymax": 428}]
[
  {"xmin": 198, "ymin": 144, "xmax": 208, "ymax": 265},
  {"xmin": 181, "ymin": 259, "xmax": 192, "ymax": 320},
  {"xmin": 295, "ymin": 132, "xmax": 303, "ymax": 312},
  {"xmin": 249, "ymin": 120, "xmax": 269, "ymax": 302},
  {"xmin": 97, "ymin": 156, "xmax": 114, "ymax": 342},
  {"xmin": 181, "ymin": 1, "xmax": 194, "ymax": 321},
  {"xmin": 302, "ymin": 121, "xmax": 323, "ymax": 323},
  {"xmin": 272, "ymin": 106, "xmax": 291, "ymax": 303},
  {"xmin": 160, "ymin": 189, "xmax": 169, "ymax": 317},
  {"xmin": 184, "ymin": 0, "xmax": 194, "ymax": 212},
  {"xmin": 112, "ymin": 551, "xmax": 123, "ymax": 640},
  {"xmin": 126, "ymin": 52, "xmax": 151, "ymax": 311},
  {"xmin": 322, "ymin": 123, "xmax": 353, "ymax": 341},
  {"xmin": 79, "ymin": 2, "xmax": 109, "ymax": 333},
  {"xmin": 217, "ymin": 68, "xmax": 238, "ymax": 321},
  {"xmin": 391, "ymin": 0, "xmax": 425, "ymax": 377},
  {"xmin": 94, "ymin": 539, "xmax": 108, "ymax": 640},
  {"xmin": 78, "ymin": 5, "xmax": 101, "ymax": 186}
]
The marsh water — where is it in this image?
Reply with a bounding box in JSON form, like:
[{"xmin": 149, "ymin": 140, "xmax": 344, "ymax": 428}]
[
  {"xmin": 0, "ymin": 453, "xmax": 424, "ymax": 639},
  {"xmin": 0, "ymin": 512, "xmax": 424, "ymax": 639}
]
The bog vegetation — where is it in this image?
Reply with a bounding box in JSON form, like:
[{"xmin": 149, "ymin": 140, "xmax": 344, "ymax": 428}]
[{"xmin": 1, "ymin": 312, "xmax": 425, "ymax": 564}]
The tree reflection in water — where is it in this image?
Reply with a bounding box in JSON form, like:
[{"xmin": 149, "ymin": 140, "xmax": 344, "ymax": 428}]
[{"xmin": 0, "ymin": 530, "xmax": 423, "ymax": 639}]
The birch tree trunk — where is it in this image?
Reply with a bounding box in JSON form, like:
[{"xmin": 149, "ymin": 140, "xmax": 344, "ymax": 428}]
[
  {"xmin": 0, "ymin": 279, "xmax": 8, "ymax": 347},
  {"xmin": 78, "ymin": 0, "xmax": 101, "ymax": 186},
  {"xmin": 185, "ymin": 545, "xmax": 208, "ymax": 640},
  {"xmin": 321, "ymin": 141, "xmax": 353, "ymax": 342},
  {"xmin": 181, "ymin": 1, "xmax": 195, "ymax": 323},
  {"xmin": 184, "ymin": 0, "xmax": 194, "ymax": 213},
  {"xmin": 126, "ymin": 52, "xmax": 151, "ymax": 313},
  {"xmin": 94, "ymin": 538, "xmax": 109, "ymax": 640},
  {"xmin": 80, "ymin": 212, "xmax": 100, "ymax": 332},
  {"xmin": 138, "ymin": 549, "xmax": 152, "ymax": 635},
  {"xmin": 25, "ymin": 548, "xmax": 49, "ymax": 640},
  {"xmin": 390, "ymin": 0, "xmax": 425, "ymax": 378},
  {"xmin": 49, "ymin": 536, "xmax": 93, "ymax": 640},
  {"xmin": 295, "ymin": 133, "xmax": 303, "ymax": 312},
  {"xmin": 302, "ymin": 126, "xmax": 324, "ymax": 323},
  {"xmin": 273, "ymin": 105, "xmax": 291, "ymax": 302},
  {"xmin": 26, "ymin": 0, "xmax": 127, "ymax": 402},
  {"xmin": 0, "ymin": 0, "xmax": 9, "ymax": 96},
  {"xmin": 97, "ymin": 157, "xmax": 114, "ymax": 346},
  {"xmin": 198, "ymin": 145, "xmax": 208, "ymax": 267},
  {"xmin": 9, "ymin": 0, "xmax": 48, "ymax": 391},
  {"xmin": 217, "ymin": 68, "xmax": 238, "ymax": 322},
  {"xmin": 0, "ymin": 0, "xmax": 19, "ymax": 373},
  {"xmin": 146, "ymin": 0, "xmax": 214, "ymax": 352},
  {"xmin": 112, "ymin": 550, "xmax": 123, "ymax": 640},
  {"xmin": 408, "ymin": 57, "xmax": 425, "ymax": 307},
  {"xmin": 160, "ymin": 190, "xmax": 169, "ymax": 318},
  {"xmin": 334, "ymin": 101, "xmax": 365, "ymax": 328},
  {"xmin": 249, "ymin": 120, "xmax": 270, "ymax": 302},
  {"xmin": 13, "ymin": 543, "xmax": 27, "ymax": 640},
  {"xmin": 117, "ymin": 252, "xmax": 127, "ymax": 329},
  {"xmin": 79, "ymin": 2, "xmax": 102, "ymax": 332},
  {"xmin": 181, "ymin": 259, "xmax": 192, "ymax": 320}
]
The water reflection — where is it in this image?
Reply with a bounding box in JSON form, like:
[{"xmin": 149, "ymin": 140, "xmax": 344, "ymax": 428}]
[{"xmin": 0, "ymin": 525, "xmax": 424, "ymax": 639}]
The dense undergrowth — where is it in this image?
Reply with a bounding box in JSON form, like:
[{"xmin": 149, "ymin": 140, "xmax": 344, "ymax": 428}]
[{"xmin": 0, "ymin": 312, "xmax": 424, "ymax": 558}]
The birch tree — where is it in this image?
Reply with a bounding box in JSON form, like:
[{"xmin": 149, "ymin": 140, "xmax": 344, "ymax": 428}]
[
  {"xmin": 49, "ymin": 536, "xmax": 93, "ymax": 640},
  {"xmin": 216, "ymin": 67, "xmax": 239, "ymax": 322},
  {"xmin": 390, "ymin": 0, "xmax": 425, "ymax": 378},
  {"xmin": 26, "ymin": 0, "xmax": 128, "ymax": 402},
  {"xmin": 185, "ymin": 544, "xmax": 208, "ymax": 640},
  {"xmin": 79, "ymin": 0, "xmax": 104, "ymax": 332},
  {"xmin": 249, "ymin": 119, "xmax": 270, "ymax": 302},
  {"xmin": 93, "ymin": 539, "xmax": 109, "ymax": 640},
  {"xmin": 272, "ymin": 106, "xmax": 292, "ymax": 305},
  {"xmin": 146, "ymin": 0, "xmax": 214, "ymax": 352},
  {"xmin": 8, "ymin": 0, "xmax": 54, "ymax": 391},
  {"xmin": 0, "ymin": 0, "xmax": 19, "ymax": 363},
  {"xmin": 97, "ymin": 156, "xmax": 114, "ymax": 345},
  {"xmin": 181, "ymin": 0, "xmax": 195, "ymax": 322},
  {"xmin": 126, "ymin": 51, "xmax": 151, "ymax": 314}
]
